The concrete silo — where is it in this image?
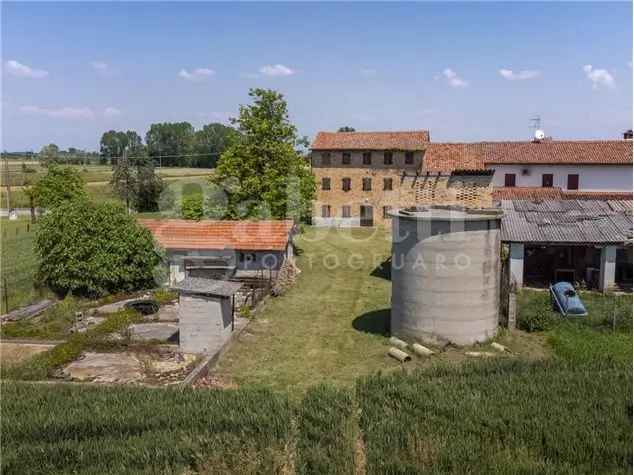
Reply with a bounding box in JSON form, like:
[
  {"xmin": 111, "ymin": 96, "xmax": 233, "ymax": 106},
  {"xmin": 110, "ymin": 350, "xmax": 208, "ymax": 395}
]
[{"xmin": 390, "ymin": 206, "xmax": 503, "ymax": 346}]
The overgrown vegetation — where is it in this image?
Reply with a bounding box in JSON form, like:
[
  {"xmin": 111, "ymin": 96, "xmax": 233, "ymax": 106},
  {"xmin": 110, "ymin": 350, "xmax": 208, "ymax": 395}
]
[
  {"xmin": 2, "ymin": 308, "xmax": 143, "ymax": 380},
  {"xmin": 35, "ymin": 201, "xmax": 164, "ymax": 297},
  {"xmin": 0, "ymin": 295, "xmax": 79, "ymax": 340},
  {"xmin": 357, "ymin": 359, "xmax": 632, "ymax": 474},
  {"xmin": 2, "ymin": 382, "xmax": 292, "ymax": 474}
]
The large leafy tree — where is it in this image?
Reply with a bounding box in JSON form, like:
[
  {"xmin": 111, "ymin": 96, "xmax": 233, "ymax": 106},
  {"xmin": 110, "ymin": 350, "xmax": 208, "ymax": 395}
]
[
  {"xmin": 100, "ymin": 130, "xmax": 143, "ymax": 164},
  {"xmin": 192, "ymin": 123, "xmax": 240, "ymax": 167},
  {"xmin": 39, "ymin": 144, "xmax": 59, "ymax": 166},
  {"xmin": 32, "ymin": 165, "xmax": 87, "ymax": 209},
  {"xmin": 35, "ymin": 201, "xmax": 164, "ymax": 297},
  {"xmin": 145, "ymin": 122, "xmax": 195, "ymax": 166},
  {"xmin": 111, "ymin": 151, "xmax": 164, "ymax": 212},
  {"xmin": 212, "ymin": 88, "xmax": 315, "ymax": 221}
]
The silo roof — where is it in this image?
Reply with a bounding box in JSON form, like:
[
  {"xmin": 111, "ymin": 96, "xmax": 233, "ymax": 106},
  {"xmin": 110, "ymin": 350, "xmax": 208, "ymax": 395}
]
[{"xmin": 390, "ymin": 206, "xmax": 503, "ymax": 222}]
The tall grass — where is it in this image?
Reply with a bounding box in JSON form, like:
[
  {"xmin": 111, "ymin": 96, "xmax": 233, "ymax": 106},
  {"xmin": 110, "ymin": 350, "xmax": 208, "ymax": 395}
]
[
  {"xmin": 296, "ymin": 384, "xmax": 355, "ymax": 474},
  {"xmin": 357, "ymin": 359, "xmax": 632, "ymax": 474},
  {"xmin": 2, "ymin": 382, "xmax": 292, "ymax": 474}
]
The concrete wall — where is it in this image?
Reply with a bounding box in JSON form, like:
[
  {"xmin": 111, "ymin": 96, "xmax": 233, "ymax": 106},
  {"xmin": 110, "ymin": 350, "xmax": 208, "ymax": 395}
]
[
  {"xmin": 167, "ymin": 249, "xmax": 287, "ymax": 284},
  {"xmin": 488, "ymin": 164, "xmax": 633, "ymax": 191},
  {"xmin": 178, "ymin": 293, "xmax": 233, "ymax": 354},
  {"xmin": 391, "ymin": 216, "xmax": 501, "ymax": 345}
]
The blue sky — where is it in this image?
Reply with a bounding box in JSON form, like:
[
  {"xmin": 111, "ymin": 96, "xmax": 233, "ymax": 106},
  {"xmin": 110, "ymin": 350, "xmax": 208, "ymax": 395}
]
[{"xmin": 2, "ymin": 2, "xmax": 632, "ymax": 151}]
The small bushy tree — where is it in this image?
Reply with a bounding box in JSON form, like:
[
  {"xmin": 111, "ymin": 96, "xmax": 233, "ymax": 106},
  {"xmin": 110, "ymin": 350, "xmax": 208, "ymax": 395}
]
[
  {"xmin": 181, "ymin": 194, "xmax": 204, "ymax": 220},
  {"xmin": 35, "ymin": 201, "xmax": 164, "ymax": 297},
  {"xmin": 32, "ymin": 165, "xmax": 87, "ymax": 209}
]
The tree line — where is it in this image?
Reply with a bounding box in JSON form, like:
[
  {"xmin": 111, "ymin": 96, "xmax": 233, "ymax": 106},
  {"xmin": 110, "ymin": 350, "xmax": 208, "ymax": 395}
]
[{"xmin": 100, "ymin": 122, "xmax": 239, "ymax": 168}]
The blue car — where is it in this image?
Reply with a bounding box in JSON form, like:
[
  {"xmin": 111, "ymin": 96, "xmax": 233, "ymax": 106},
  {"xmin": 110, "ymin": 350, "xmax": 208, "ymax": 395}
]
[{"xmin": 549, "ymin": 282, "xmax": 588, "ymax": 317}]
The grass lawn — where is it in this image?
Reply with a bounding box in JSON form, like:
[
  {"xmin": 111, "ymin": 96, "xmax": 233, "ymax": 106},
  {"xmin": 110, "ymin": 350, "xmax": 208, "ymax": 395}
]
[
  {"xmin": 214, "ymin": 227, "xmax": 541, "ymax": 393},
  {"xmin": 0, "ymin": 218, "xmax": 50, "ymax": 313}
]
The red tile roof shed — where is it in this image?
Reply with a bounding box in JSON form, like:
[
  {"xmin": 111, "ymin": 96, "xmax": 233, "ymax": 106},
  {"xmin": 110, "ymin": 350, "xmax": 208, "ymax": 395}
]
[
  {"xmin": 311, "ymin": 131, "xmax": 430, "ymax": 151},
  {"xmin": 139, "ymin": 219, "xmax": 294, "ymax": 251}
]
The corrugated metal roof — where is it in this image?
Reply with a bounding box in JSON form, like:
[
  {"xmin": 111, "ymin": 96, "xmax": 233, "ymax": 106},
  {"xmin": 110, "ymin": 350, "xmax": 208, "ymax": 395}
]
[
  {"xmin": 501, "ymin": 200, "xmax": 633, "ymax": 244},
  {"xmin": 171, "ymin": 277, "xmax": 243, "ymax": 297}
]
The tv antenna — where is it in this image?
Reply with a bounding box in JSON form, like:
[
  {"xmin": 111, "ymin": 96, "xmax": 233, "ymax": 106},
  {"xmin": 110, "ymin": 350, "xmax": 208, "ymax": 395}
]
[{"xmin": 529, "ymin": 115, "xmax": 541, "ymax": 138}]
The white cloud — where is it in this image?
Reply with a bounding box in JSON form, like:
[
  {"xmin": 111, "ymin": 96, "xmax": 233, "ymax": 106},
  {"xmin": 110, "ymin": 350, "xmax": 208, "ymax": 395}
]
[
  {"xmin": 498, "ymin": 68, "xmax": 540, "ymax": 81},
  {"xmin": 91, "ymin": 61, "xmax": 108, "ymax": 72},
  {"xmin": 442, "ymin": 68, "xmax": 468, "ymax": 88},
  {"xmin": 5, "ymin": 60, "xmax": 48, "ymax": 79},
  {"xmin": 360, "ymin": 68, "xmax": 377, "ymax": 77},
  {"xmin": 259, "ymin": 64, "xmax": 296, "ymax": 77},
  {"xmin": 179, "ymin": 68, "xmax": 216, "ymax": 81},
  {"xmin": 20, "ymin": 105, "xmax": 94, "ymax": 120},
  {"xmin": 583, "ymin": 64, "xmax": 615, "ymax": 89},
  {"xmin": 103, "ymin": 107, "xmax": 121, "ymax": 118}
]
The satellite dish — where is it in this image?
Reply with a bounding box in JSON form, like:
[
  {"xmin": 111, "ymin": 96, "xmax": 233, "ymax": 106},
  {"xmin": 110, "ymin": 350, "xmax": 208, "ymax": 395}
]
[{"xmin": 534, "ymin": 129, "xmax": 545, "ymax": 140}]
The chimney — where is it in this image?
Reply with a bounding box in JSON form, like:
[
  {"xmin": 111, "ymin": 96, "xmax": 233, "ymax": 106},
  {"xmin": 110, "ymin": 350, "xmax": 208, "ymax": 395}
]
[{"xmin": 623, "ymin": 129, "xmax": 633, "ymax": 140}]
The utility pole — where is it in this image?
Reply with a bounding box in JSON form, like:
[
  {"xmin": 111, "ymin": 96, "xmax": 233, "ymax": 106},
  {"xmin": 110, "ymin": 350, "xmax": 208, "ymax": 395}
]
[{"xmin": 3, "ymin": 154, "xmax": 12, "ymax": 213}]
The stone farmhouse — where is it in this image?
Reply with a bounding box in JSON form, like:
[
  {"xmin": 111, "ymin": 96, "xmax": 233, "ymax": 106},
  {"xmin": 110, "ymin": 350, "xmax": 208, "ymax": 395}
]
[{"xmin": 310, "ymin": 130, "xmax": 633, "ymax": 226}]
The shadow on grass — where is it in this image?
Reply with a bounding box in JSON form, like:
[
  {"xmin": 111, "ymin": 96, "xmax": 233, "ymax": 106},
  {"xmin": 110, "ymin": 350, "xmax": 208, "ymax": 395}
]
[
  {"xmin": 370, "ymin": 257, "xmax": 391, "ymax": 281},
  {"xmin": 352, "ymin": 308, "xmax": 390, "ymax": 336}
]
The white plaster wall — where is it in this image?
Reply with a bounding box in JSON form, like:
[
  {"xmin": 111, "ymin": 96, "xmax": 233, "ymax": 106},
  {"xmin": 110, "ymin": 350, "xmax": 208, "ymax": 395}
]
[{"xmin": 488, "ymin": 164, "xmax": 633, "ymax": 191}]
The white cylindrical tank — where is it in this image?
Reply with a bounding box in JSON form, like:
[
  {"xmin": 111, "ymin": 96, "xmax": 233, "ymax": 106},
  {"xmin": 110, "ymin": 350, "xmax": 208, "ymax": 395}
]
[{"xmin": 390, "ymin": 206, "xmax": 503, "ymax": 346}]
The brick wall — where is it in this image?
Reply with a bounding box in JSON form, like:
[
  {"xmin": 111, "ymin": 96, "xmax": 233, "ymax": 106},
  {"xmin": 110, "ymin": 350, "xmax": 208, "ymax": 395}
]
[{"xmin": 311, "ymin": 150, "xmax": 493, "ymax": 226}]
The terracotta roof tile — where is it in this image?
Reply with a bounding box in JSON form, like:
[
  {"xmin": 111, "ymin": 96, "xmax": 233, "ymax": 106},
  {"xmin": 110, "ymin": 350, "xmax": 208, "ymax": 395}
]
[
  {"xmin": 138, "ymin": 219, "xmax": 294, "ymax": 251},
  {"xmin": 423, "ymin": 140, "xmax": 632, "ymax": 173},
  {"xmin": 311, "ymin": 131, "xmax": 430, "ymax": 150},
  {"xmin": 492, "ymin": 187, "xmax": 633, "ymax": 201},
  {"xmin": 422, "ymin": 143, "xmax": 486, "ymax": 172},
  {"xmin": 481, "ymin": 140, "xmax": 632, "ymax": 165}
]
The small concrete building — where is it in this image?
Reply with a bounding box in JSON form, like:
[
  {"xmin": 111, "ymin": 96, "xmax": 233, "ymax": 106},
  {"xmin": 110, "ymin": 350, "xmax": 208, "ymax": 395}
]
[
  {"xmin": 501, "ymin": 199, "xmax": 633, "ymax": 291},
  {"xmin": 172, "ymin": 277, "xmax": 243, "ymax": 354},
  {"xmin": 139, "ymin": 219, "xmax": 295, "ymax": 285}
]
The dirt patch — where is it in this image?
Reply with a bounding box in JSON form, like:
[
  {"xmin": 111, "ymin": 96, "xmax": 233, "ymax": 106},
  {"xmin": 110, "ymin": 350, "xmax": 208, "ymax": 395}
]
[
  {"xmin": 193, "ymin": 374, "xmax": 238, "ymax": 390},
  {"xmin": 0, "ymin": 342, "xmax": 55, "ymax": 367},
  {"xmin": 59, "ymin": 348, "xmax": 199, "ymax": 386}
]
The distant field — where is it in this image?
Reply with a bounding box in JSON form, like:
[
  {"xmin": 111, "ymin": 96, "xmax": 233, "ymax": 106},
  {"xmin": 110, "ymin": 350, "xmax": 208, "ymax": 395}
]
[
  {"xmin": 1, "ymin": 170, "xmax": 213, "ymax": 209},
  {"xmin": 1, "ymin": 163, "xmax": 213, "ymax": 187}
]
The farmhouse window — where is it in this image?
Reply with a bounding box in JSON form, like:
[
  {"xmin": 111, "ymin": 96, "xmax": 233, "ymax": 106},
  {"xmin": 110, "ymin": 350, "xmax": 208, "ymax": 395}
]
[
  {"xmin": 504, "ymin": 173, "xmax": 516, "ymax": 187},
  {"xmin": 567, "ymin": 174, "xmax": 579, "ymax": 190},
  {"xmin": 383, "ymin": 178, "xmax": 393, "ymax": 190},
  {"xmin": 322, "ymin": 205, "xmax": 331, "ymax": 218},
  {"xmin": 363, "ymin": 152, "xmax": 372, "ymax": 165},
  {"xmin": 362, "ymin": 177, "xmax": 372, "ymax": 191},
  {"xmin": 405, "ymin": 151, "xmax": 414, "ymax": 165},
  {"xmin": 342, "ymin": 177, "xmax": 351, "ymax": 191},
  {"xmin": 321, "ymin": 152, "xmax": 331, "ymax": 166},
  {"xmin": 384, "ymin": 151, "xmax": 393, "ymax": 165},
  {"xmin": 321, "ymin": 177, "xmax": 331, "ymax": 190},
  {"xmin": 342, "ymin": 152, "xmax": 352, "ymax": 165},
  {"xmin": 542, "ymin": 174, "xmax": 554, "ymax": 188},
  {"xmin": 342, "ymin": 205, "xmax": 351, "ymax": 218},
  {"xmin": 383, "ymin": 206, "xmax": 392, "ymax": 218}
]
